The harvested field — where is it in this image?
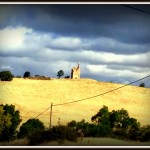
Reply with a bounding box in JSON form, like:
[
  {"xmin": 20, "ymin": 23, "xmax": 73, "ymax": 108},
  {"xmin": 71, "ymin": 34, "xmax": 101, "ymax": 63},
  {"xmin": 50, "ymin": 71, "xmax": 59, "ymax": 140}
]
[{"xmin": 0, "ymin": 78, "xmax": 150, "ymax": 127}]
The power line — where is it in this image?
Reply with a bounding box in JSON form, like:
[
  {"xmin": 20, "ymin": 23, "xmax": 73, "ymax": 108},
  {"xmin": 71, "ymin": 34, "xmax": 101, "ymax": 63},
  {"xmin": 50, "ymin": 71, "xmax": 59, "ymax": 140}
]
[
  {"xmin": 34, "ymin": 74, "xmax": 150, "ymax": 118},
  {"xmin": 121, "ymin": 4, "xmax": 150, "ymax": 15},
  {"xmin": 53, "ymin": 74, "xmax": 150, "ymax": 106},
  {"xmin": 34, "ymin": 107, "xmax": 51, "ymax": 119}
]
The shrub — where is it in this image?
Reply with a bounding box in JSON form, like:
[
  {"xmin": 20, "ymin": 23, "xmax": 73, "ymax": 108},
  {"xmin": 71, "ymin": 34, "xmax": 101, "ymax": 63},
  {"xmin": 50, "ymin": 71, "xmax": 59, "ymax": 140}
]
[
  {"xmin": 65, "ymin": 76, "xmax": 70, "ymax": 78},
  {"xmin": 67, "ymin": 120, "xmax": 77, "ymax": 128},
  {"xmin": 52, "ymin": 125, "xmax": 78, "ymax": 142},
  {"xmin": 0, "ymin": 104, "xmax": 21, "ymax": 141},
  {"xmin": 0, "ymin": 71, "xmax": 14, "ymax": 81},
  {"xmin": 23, "ymin": 71, "xmax": 30, "ymax": 78},
  {"xmin": 28, "ymin": 125, "xmax": 78, "ymax": 145},
  {"xmin": 84, "ymin": 123, "xmax": 97, "ymax": 137},
  {"xmin": 18, "ymin": 119, "xmax": 45, "ymax": 138},
  {"xmin": 67, "ymin": 119, "xmax": 112, "ymax": 138},
  {"xmin": 139, "ymin": 125, "xmax": 150, "ymax": 142},
  {"xmin": 139, "ymin": 83, "xmax": 145, "ymax": 87},
  {"xmin": 128, "ymin": 127, "xmax": 141, "ymax": 141},
  {"xmin": 28, "ymin": 129, "xmax": 50, "ymax": 145},
  {"xmin": 0, "ymin": 106, "xmax": 12, "ymax": 138}
]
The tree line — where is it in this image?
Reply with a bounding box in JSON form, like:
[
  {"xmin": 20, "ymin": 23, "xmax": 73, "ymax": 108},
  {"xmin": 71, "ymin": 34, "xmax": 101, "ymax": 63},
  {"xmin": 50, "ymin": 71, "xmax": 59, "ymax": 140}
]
[
  {"xmin": 0, "ymin": 104, "xmax": 150, "ymax": 145},
  {"xmin": 0, "ymin": 70, "xmax": 69, "ymax": 80},
  {"xmin": 0, "ymin": 70, "xmax": 147, "ymax": 87},
  {"xmin": 23, "ymin": 70, "xmax": 69, "ymax": 78},
  {"xmin": 68, "ymin": 106, "xmax": 150, "ymax": 141}
]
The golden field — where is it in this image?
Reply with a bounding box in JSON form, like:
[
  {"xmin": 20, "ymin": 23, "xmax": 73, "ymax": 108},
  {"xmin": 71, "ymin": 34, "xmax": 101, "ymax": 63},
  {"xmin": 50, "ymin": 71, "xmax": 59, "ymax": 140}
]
[{"xmin": 0, "ymin": 78, "xmax": 150, "ymax": 128}]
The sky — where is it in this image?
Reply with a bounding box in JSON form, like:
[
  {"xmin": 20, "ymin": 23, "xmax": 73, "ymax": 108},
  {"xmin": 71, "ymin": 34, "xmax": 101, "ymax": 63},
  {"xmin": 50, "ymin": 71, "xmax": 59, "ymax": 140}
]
[{"xmin": 0, "ymin": 4, "xmax": 150, "ymax": 87}]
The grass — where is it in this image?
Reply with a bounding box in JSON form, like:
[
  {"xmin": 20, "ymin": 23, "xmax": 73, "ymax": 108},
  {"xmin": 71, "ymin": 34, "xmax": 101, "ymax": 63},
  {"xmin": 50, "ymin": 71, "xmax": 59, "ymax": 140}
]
[
  {"xmin": 50, "ymin": 137, "xmax": 150, "ymax": 146},
  {"xmin": 0, "ymin": 78, "xmax": 150, "ymax": 128},
  {"xmin": 0, "ymin": 137, "xmax": 150, "ymax": 146},
  {"xmin": 0, "ymin": 138, "xmax": 28, "ymax": 146}
]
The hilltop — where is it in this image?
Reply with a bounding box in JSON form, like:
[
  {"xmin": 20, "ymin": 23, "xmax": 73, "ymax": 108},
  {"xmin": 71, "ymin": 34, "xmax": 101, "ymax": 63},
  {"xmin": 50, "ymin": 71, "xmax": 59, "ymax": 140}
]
[{"xmin": 0, "ymin": 78, "xmax": 150, "ymax": 127}]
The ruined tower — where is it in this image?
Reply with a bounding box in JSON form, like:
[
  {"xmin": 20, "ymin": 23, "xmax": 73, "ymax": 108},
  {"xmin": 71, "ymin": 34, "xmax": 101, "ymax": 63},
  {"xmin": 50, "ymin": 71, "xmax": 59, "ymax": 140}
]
[{"xmin": 71, "ymin": 62, "xmax": 80, "ymax": 79}]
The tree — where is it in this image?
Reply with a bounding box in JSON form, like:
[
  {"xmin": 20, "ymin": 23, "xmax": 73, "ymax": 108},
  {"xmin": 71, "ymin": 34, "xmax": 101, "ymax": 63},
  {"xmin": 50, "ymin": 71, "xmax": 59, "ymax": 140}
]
[
  {"xmin": 18, "ymin": 119, "xmax": 45, "ymax": 138},
  {"xmin": 0, "ymin": 106, "xmax": 12, "ymax": 138},
  {"xmin": 57, "ymin": 70, "xmax": 64, "ymax": 78},
  {"xmin": 128, "ymin": 118, "xmax": 141, "ymax": 140},
  {"xmin": 23, "ymin": 71, "xmax": 30, "ymax": 78},
  {"xmin": 0, "ymin": 71, "xmax": 14, "ymax": 81},
  {"xmin": 109, "ymin": 109, "xmax": 132, "ymax": 137},
  {"xmin": 139, "ymin": 83, "xmax": 145, "ymax": 87},
  {"xmin": 91, "ymin": 106, "xmax": 112, "ymax": 136},
  {"xmin": 0, "ymin": 104, "xmax": 21, "ymax": 141},
  {"xmin": 110, "ymin": 109, "xmax": 130, "ymax": 129},
  {"xmin": 67, "ymin": 120, "xmax": 77, "ymax": 128},
  {"xmin": 140, "ymin": 125, "xmax": 150, "ymax": 142},
  {"xmin": 91, "ymin": 105, "xmax": 110, "ymax": 126},
  {"xmin": 91, "ymin": 106, "xmax": 141, "ymax": 138}
]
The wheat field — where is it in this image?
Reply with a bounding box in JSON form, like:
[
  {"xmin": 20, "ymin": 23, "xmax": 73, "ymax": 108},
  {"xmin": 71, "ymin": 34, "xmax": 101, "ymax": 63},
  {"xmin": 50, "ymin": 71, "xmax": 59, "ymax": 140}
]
[{"xmin": 0, "ymin": 78, "xmax": 150, "ymax": 128}]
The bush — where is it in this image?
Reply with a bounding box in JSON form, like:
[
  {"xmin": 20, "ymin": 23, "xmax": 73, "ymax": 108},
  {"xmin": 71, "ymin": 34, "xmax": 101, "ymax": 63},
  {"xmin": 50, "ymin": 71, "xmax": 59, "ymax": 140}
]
[
  {"xmin": 18, "ymin": 119, "xmax": 45, "ymax": 138},
  {"xmin": 0, "ymin": 106, "xmax": 12, "ymax": 138},
  {"xmin": 67, "ymin": 119, "xmax": 111, "ymax": 138},
  {"xmin": 52, "ymin": 125, "xmax": 78, "ymax": 141},
  {"xmin": 28, "ymin": 125, "xmax": 78, "ymax": 145},
  {"xmin": 65, "ymin": 76, "xmax": 70, "ymax": 78},
  {"xmin": 128, "ymin": 127, "xmax": 141, "ymax": 141},
  {"xmin": 0, "ymin": 71, "xmax": 14, "ymax": 81},
  {"xmin": 67, "ymin": 120, "xmax": 77, "ymax": 128},
  {"xmin": 28, "ymin": 129, "xmax": 50, "ymax": 145},
  {"xmin": 85, "ymin": 124, "xmax": 110, "ymax": 137},
  {"xmin": 0, "ymin": 104, "xmax": 21, "ymax": 141},
  {"xmin": 139, "ymin": 125, "xmax": 150, "ymax": 142},
  {"xmin": 23, "ymin": 71, "xmax": 30, "ymax": 78},
  {"xmin": 139, "ymin": 83, "xmax": 145, "ymax": 87}
]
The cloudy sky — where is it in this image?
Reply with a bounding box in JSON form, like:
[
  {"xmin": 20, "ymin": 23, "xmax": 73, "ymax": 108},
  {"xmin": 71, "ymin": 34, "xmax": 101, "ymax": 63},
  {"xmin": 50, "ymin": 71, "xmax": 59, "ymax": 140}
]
[{"xmin": 0, "ymin": 4, "xmax": 150, "ymax": 87}]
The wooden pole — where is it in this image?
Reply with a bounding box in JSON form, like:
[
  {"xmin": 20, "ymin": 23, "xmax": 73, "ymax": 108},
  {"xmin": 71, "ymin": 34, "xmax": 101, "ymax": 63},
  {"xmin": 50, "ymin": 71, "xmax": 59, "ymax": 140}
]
[{"xmin": 49, "ymin": 102, "xmax": 53, "ymax": 129}]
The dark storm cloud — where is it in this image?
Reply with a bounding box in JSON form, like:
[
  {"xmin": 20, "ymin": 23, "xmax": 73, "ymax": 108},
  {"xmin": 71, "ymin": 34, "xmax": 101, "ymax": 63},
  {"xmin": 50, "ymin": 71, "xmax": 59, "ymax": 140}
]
[{"xmin": 1, "ymin": 4, "xmax": 150, "ymax": 47}]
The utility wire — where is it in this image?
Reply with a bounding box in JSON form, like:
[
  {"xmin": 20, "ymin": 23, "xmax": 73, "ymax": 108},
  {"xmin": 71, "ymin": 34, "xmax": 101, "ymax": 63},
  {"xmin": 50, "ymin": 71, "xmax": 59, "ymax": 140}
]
[
  {"xmin": 34, "ymin": 107, "xmax": 51, "ymax": 119},
  {"xmin": 34, "ymin": 74, "xmax": 150, "ymax": 118},
  {"xmin": 121, "ymin": 4, "xmax": 150, "ymax": 15},
  {"xmin": 53, "ymin": 74, "xmax": 150, "ymax": 106}
]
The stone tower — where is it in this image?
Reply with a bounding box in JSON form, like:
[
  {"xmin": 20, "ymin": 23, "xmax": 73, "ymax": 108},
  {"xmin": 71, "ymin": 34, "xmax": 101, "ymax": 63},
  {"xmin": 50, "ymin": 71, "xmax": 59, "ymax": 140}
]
[{"xmin": 71, "ymin": 62, "xmax": 80, "ymax": 79}]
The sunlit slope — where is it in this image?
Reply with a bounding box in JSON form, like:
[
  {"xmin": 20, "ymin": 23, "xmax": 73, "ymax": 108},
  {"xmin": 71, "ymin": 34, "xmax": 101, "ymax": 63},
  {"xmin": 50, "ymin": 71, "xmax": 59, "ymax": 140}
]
[{"xmin": 0, "ymin": 78, "xmax": 150, "ymax": 127}]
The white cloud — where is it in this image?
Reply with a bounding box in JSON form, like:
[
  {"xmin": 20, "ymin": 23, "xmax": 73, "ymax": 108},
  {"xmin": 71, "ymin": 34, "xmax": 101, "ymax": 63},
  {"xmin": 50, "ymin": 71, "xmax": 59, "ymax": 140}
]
[
  {"xmin": 82, "ymin": 50, "xmax": 150, "ymax": 67},
  {"xmin": 0, "ymin": 26, "xmax": 32, "ymax": 51},
  {"xmin": 0, "ymin": 27, "xmax": 32, "ymax": 50},
  {"xmin": 52, "ymin": 37, "xmax": 81, "ymax": 49},
  {"xmin": 1, "ymin": 27, "xmax": 82, "ymax": 52},
  {"xmin": 86, "ymin": 64, "xmax": 150, "ymax": 80},
  {"xmin": 23, "ymin": 31, "xmax": 82, "ymax": 50}
]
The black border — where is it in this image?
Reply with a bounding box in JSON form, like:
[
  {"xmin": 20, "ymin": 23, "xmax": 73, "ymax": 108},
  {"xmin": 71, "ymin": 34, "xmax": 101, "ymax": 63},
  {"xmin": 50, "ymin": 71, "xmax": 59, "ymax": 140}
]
[{"xmin": 0, "ymin": 0, "xmax": 150, "ymax": 2}]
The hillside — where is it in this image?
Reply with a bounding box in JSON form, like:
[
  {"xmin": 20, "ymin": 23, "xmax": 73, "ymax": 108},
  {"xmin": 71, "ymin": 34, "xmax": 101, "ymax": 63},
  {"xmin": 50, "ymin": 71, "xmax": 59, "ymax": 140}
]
[{"xmin": 0, "ymin": 78, "xmax": 150, "ymax": 128}]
